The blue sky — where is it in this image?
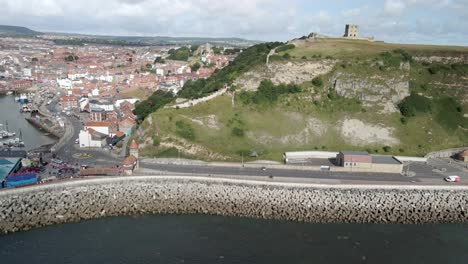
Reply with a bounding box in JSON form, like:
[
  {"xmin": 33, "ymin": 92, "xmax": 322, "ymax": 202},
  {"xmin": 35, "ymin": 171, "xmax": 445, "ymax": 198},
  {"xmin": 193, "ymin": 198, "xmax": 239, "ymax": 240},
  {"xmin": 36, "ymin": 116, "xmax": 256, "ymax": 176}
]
[{"xmin": 0, "ymin": 0, "xmax": 467, "ymax": 45}]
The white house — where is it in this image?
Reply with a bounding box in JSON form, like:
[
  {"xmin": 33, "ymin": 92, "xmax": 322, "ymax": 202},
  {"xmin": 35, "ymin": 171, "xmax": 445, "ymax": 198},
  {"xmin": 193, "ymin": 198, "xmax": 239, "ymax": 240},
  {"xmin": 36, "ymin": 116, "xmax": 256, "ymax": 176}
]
[
  {"xmin": 91, "ymin": 88, "xmax": 100, "ymax": 97},
  {"xmin": 57, "ymin": 78, "xmax": 72, "ymax": 89},
  {"xmin": 89, "ymin": 102, "xmax": 114, "ymax": 112},
  {"xmin": 114, "ymin": 99, "xmax": 139, "ymax": 108},
  {"xmin": 68, "ymin": 72, "xmax": 88, "ymax": 80},
  {"xmin": 22, "ymin": 68, "xmax": 32, "ymax": 77},
  {"xmin": 79, "ymin": 98, "xmax": 89, "ymax": 112},
  {"xmin": 156, "ymin": 68, "xmax": 164, "ymax": 76},
  {"xmin": 84, "ymin": 121, "xmax": 110, "ymax": 136},
  {"xmin": 79, "ymin": 129, "xmax": 107, "ymax": 148}
]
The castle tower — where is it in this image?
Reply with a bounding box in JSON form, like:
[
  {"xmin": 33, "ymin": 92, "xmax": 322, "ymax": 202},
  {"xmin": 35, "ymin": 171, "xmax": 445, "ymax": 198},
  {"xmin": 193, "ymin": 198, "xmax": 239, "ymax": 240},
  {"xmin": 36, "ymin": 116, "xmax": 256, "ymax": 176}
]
[
  {"xmin": 343, "ymin": 24, "xmax": 359, "ymax": 39},
  {"xmin": 129, "ymin": 140, "xmax": 139, "ymax": 169}
]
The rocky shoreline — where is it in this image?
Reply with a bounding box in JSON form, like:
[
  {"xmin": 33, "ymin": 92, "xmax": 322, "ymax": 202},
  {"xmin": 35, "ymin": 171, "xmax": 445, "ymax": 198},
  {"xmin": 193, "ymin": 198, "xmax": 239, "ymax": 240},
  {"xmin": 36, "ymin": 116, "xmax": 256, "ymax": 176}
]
[{"xmin": 1, "ymin": 176, "xmax": 467, "ymax": 234}]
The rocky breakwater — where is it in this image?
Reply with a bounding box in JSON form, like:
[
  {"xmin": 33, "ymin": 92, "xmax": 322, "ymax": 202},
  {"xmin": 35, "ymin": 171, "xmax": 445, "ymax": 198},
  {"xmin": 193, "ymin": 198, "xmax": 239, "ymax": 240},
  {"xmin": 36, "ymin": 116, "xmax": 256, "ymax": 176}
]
[{"xmin": 1, "ymin": 177, "xmax": 468, "ymax": 234}]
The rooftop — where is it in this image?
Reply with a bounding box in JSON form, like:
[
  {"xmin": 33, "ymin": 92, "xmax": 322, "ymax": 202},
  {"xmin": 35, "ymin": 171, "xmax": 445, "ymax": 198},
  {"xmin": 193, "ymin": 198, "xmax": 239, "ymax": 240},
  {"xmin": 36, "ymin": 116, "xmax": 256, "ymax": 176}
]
[
  {"xmin": 0, "ymin": 158, "xmax": 21, "ymax": 183},
  {"xmin": 340, "ymin": 151, "xmax": 370, "ymax": 156},
  {"xmin": 372, "ymin": 155, "xmax": 402, "ymax": 165},
  {"xmin": 129, "ymin": 140, "xmax": 138, "ymax": 149}
]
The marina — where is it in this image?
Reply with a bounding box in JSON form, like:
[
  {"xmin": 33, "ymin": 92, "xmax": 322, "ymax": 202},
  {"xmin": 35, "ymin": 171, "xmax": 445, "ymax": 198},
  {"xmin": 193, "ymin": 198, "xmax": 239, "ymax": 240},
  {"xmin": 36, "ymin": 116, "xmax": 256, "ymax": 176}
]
[{"xmin": 0, "ymin": 95, "xmax": 56, "ymax": 151}]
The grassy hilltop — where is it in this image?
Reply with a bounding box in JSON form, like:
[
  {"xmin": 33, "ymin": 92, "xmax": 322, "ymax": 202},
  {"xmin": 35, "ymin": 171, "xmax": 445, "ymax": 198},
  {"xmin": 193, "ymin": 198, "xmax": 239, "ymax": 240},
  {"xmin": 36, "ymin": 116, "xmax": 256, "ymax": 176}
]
[{"xmin": 136, "ymin": 38, "xmax": 468, "ymax": 161}]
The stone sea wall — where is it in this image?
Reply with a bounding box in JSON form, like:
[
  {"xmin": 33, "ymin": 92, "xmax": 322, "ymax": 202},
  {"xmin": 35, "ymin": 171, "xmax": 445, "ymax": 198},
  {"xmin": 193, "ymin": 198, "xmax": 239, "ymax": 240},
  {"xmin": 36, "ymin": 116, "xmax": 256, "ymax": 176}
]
[{"xmin": 1, "ymin": 177, "xmax": 468, "ymax": 234}]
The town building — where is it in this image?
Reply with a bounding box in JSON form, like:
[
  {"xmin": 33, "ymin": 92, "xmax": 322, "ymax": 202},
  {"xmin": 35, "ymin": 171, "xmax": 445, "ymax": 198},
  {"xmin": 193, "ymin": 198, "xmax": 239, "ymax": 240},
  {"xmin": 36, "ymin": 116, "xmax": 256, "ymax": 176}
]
[
  {"xmin": 336, "ymin": 151, "xmax": 403, "ymax": 173},
  {"xmin": 336, "ymin": 151, "xmax": 372, "ymax": 168},
  {"xmin": 90, "ymin": 108, "xmax": 106, "ymax": 122},
  {"xmin": 123, "ymin": 140, "xmax": 139, "ymax": 175},
  {"xmin": 78, "ymin": 128, "xmax": 108, "ymax": 148},
  {"xmin": 343, "ymin": 24, "xmax": 359, "ymax": 38},
  {"xmin": 118, "ymin": 117, "xmax": 136, "ymax": 136},
  {"xmin": 84, "ymin": 121, "xmax": 111, "ymax": 136},
  {"xmin": 60, "ymin": 95, "xmax": 79, "ymax": 109},
  {"xmin": 458, "ymin": 150, "xmax": 468, "ymax": 162}
]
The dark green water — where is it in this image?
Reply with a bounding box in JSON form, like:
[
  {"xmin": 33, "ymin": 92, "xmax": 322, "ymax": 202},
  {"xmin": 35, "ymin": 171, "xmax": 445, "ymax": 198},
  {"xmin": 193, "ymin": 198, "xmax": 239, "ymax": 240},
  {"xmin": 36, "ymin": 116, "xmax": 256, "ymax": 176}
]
[{"xmin": 0, "ymin": 215, "xmax": 467, "ymax": 264}]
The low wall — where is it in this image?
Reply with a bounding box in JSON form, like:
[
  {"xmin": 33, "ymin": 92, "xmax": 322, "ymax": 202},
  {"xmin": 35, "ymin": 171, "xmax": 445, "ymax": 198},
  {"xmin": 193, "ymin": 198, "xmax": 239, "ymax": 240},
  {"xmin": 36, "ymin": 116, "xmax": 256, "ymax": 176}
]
[{"xmin": 0, "ymin": 176, "xmax": 467, "ymax": 234}]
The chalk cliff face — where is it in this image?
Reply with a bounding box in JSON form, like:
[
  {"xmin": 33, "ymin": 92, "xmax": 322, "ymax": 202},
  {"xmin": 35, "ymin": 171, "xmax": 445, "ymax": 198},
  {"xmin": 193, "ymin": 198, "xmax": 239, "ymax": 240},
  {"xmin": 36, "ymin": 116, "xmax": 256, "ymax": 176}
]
[
  {"xmin": 234, "ymin": 60, "xmax": 336, "ymax": 91},
  {"xmin": 1, "ymin": 178, "xmax": 468, "ymax": 234},
  {"xmin": 331, "ymin": 73, "xmax": 410, "ymax": 113}
]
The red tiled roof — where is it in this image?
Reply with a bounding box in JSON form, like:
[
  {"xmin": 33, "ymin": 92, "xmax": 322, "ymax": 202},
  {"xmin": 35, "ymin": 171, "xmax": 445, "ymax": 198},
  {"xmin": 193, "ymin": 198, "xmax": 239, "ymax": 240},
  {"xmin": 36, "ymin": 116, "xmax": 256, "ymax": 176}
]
[
  {"xmin": 85, "ymin": 121, "xmax": 111, "ymax": 127},
  {"xmin": 129, "ymin": 140, "xmax": 138, "ymax": 149},
  {"xmin": 111, "ymin": 131, "xmax": 125, "ymax": 138},
  {"xmin": 122, "ymin": 155, "xmax": 137, "ymax": 166}
]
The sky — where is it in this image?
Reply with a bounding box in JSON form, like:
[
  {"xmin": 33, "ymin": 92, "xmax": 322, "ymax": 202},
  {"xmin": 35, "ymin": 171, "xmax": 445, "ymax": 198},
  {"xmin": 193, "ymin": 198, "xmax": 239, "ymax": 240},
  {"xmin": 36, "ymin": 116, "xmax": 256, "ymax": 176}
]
[{"xmin": 0, "ymin": 0, "xmax": 467, "ymax": 45}]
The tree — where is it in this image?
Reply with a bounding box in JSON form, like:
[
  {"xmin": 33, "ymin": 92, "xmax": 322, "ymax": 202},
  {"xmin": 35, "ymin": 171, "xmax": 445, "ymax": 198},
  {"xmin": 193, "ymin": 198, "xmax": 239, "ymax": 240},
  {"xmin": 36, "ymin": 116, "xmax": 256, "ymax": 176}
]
[
  {"xmin": 190, "ymin": 62, "xmax": 201, "ymax": 72},
  {"xmin": 154, "ymin": 57, "xmax": 165, "ymax": 64}
]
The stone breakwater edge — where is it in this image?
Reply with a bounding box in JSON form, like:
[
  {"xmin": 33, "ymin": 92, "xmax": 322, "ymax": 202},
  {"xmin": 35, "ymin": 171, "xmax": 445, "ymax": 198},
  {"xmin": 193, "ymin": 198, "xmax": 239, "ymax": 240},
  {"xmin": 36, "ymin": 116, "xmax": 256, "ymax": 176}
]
[{"xmin": 1, "ymin": 176, "xmax": 467, "ymax": 234}]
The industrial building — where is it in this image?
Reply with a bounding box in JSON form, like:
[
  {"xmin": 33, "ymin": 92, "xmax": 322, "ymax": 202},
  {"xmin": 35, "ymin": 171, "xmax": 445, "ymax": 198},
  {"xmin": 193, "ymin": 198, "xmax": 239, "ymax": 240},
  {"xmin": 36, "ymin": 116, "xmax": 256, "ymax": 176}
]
[
  {"xmin": 283, "ymin": 151, "xmax": 338, "ymax": 164},
  {"xmin": 337, "ymin": 151, "xmax": 403, "ymax": 173}
]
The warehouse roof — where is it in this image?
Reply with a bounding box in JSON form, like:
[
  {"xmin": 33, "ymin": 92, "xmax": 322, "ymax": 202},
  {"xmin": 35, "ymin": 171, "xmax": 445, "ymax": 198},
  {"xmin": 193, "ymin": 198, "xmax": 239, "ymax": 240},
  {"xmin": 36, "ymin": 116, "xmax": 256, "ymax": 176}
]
[
  {"xmin": 372, "ymin": 155, "xmax": 402, "ymax": 165},
  {"xmin": 340, "ymin": 151, "xmax": 370, "ymax": 156}
]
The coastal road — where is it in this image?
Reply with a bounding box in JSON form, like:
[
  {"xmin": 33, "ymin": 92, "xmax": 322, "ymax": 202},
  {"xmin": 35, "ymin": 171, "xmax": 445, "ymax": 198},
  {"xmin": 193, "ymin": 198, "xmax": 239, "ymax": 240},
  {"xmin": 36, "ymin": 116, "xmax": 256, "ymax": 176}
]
[{"xmin": 139, "ymin": 162, "xmax": 420, "ymax": 183}]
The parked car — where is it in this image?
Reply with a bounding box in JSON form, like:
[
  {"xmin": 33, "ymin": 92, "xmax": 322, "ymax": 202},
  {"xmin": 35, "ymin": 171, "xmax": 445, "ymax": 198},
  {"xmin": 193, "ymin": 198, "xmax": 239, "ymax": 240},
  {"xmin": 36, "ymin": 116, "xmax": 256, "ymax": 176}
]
[
  {"xmin": 444, "ymin": 176, "xmax": 460, "ymax": 182},
  {"xmin": 74, "ymin": 138, "xmax": 79, "ymax": 144},
  {"xmin": 261, "ymin": 167, "xmax": 267, "ymax": 171}
]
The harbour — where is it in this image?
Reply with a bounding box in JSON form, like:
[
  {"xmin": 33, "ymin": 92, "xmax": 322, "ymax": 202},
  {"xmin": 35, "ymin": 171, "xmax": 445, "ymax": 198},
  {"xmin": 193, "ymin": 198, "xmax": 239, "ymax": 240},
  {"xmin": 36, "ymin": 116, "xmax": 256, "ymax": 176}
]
[{"xmin": 0, "ymin": 95, "xmax": 56, "ymax": 151}]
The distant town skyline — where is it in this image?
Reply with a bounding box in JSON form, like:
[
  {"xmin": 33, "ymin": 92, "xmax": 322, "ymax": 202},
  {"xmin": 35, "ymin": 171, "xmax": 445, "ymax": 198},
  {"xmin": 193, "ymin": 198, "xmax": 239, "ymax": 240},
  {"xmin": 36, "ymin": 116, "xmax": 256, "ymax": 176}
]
[{"xmin": 0, "ymin": 0, "xmax": 467, "ymax": 45}]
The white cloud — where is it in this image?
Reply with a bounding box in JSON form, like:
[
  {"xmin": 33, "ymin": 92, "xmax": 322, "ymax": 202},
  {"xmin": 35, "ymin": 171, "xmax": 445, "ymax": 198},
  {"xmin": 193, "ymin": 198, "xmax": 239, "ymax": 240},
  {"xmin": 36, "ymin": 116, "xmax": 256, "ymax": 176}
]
[
  {"xmin": 0, "ymin": 0, "xmax": 466, "ymax": 45},
  {"xmin": 383, "ymin": 0, "xmax": 406, "ymax": 16}
]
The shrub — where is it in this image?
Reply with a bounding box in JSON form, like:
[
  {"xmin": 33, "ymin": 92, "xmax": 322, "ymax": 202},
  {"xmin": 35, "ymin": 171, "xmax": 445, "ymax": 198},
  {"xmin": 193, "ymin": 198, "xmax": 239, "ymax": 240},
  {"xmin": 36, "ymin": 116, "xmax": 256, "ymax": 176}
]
[
  {"xmin": 434, "ymin": 96, "xmax": 468, "ymax": 130},
  {"xmin": 398, "ymin": 93, "xmax": 432, "ymax": 117},
  {"xmin": 400, "ymin": 117, "xmax": 407, "ymax": 124},
  {"xmin": 152, "ymin": 136, "xmax": 161, "ymax": 146},
  {"xmin": 231, "ymin": 127, "xmax": 245, "ymax": 137},
  {"xmin": 383, "ymin": 146, "xmax": 392, "ymax": 152},
  {"xmin": 311, "ymin": 77, "xmax": 323, "ymax": 87},
  {"xmin": 283, "ymin": 53, "xmax": 291, "ymax": 59},
  {"xmin": 276, "ymin": 44, "xmax": 295, "ymax": 52},
  {"xmin": 239, "ymin": 80, "xmax": 302, "ymax": 105},
  {"xmin": 175, "ymin": 120, "xmax": 195, "ymax": 141}
]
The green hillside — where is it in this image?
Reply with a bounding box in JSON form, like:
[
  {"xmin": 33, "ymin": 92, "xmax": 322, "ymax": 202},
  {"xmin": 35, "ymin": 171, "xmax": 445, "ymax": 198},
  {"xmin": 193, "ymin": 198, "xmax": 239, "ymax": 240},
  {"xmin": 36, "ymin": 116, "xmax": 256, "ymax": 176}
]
[
  {"xmin": 0, "ymin": 25, "xmax": 41, "ymax": 36},
  {"xmin": 136, "ymin": 38, "xmax": 468, "ymax": 161}
]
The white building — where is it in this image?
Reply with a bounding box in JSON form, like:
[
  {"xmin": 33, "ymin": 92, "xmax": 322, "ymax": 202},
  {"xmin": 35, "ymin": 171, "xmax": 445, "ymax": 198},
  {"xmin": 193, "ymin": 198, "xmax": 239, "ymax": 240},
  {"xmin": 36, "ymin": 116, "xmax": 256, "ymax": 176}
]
[
  {"xmin": 68, "ymin": 72, "xmax": 88, "ymax": 80},
  {"xmin": 89, "ymin": 102, "xmax": 114, "ymax": 112},
  {"xmin": 91, "ymin": 88, "xmax": 100, "ymax": 97},
  {"xmin": 115, "ymin": 99, "xmax": 139, "ymax": 108},
  {"xmin": 57, "ymin": 78, "xmax": 72, "ymax": 89},
  {"xmin": 156, "ymin": 68, "xmax": 164, "ymax": 76},
  {"xmin": 79, "ymin": 129, "xmax": 107, "ymax": 148},
  {"xmin": 84, "ymin": 121, "xmax": 110, "ymax": 136},
  {"xmin": 22, "ymin": 68, "xmax": 32, "ymax": 77}
]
